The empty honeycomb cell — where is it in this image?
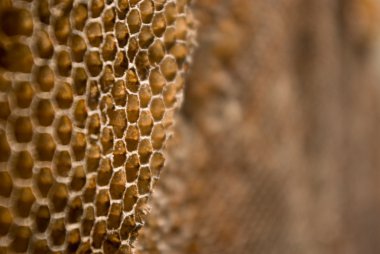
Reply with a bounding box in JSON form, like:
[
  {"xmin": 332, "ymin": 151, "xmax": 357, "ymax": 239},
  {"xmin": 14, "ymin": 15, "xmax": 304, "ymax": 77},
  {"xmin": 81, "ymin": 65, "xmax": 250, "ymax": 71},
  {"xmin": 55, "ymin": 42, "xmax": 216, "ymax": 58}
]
[
  {"xmin": 170, "ymin": 43, "xmax": 188, "ymax": 66},
  {"xmin": 10, "ymin": 225, "xmax": 32, "ymax": 252},
  {"xmin": 134, "ymin": 197, "xmax": 149, "ymax": 223},
  {"xmin": 37, "ymin": 0, "xmax": 50, "ymax": 24},
  {"xmin": 15, "ymin": 81, "xmax": 34, "ymax": 108},
  {"xmin": 70, "ymin": 166, "xmax": 86, "ymax": 191},
  {"xmin": 109, "ymin": 170, "xmax": 126, "ymax": 200},
  {"xmin": 72, "ymin": 3, "xmax": 88, "ymax": 30},
  {"xmin": 114, "ymin": 51, "xmax": 128, "ymax": 77},
  {"xmin": 35, "ymin": 30, "xmax": 54, "ymax": 59},
  {"xmin": 85, "ymin": 51, "xmax": 103, "ymax": 77},
  {"xmin": 52, "ymin": 0, "xmax": 74, "ymax": 13},
  {"xmin": 0, "ymin": 206, "xmax": 12, "ymax": 236},
  {"xmin": 152, "ymin": 13, "xmax": 166, "ymax": 37},
  {"xmin": 70, "ymin": 34, "xmax": 87, "ymax": 62},
  {"xmin": 150, "ymin": 97, "xmax": 165, "ymax": 121},
  {"xmin": 13, "ymin": 151, "xmax": 34, "ymax": 179},
  {"xmin": 100, "ymin": 65, "xmax": 114, "ymax": 92},
  {"xmin": 50, "ymin": 218, "xmax": 66, "ymax": 246},
  {"xmin": 149, "ymin": 68, "xmax": 166, "ymax": 94},
  {"xmin": 103, "ymin": 8, "xmax": 116, "ymax": 32},
  {"xmin": 150, "ymin": 152, "xmax": 165, "ymax": 175},
  {"xmin": 127, "ymin": 94, "xmax": 139, "ymax": 123},
  {"xmin": 0, "ymin": 72, "xmax": 11, "ymax": 92},
  {"xmin": 127, "ymin": 9, "xmax": 142, "ymax": 34},
  {"xmin": 148, "ymin": 40, "xmax": 165, "ymax": 64},
  {"xmin": 163, "ymin": 27, "xmax": 176, "ymax": 49},
  {"xmin": 88, "ymin": 113, "xmax": 101, "ymax": 136},
  {"xmin": 36, "ymin": 167, "xmax": 54, "ymax": 197},
  {"xmin": 139, "ymin": 84, "xmax": 152, "ymax": 108},
  {"xmin": 95, "ymin": 190, "xmax": 110, "ymax": 216},
  {"xmin": 91, "ymin": 0, "xmax": 105, "ymax": 18},
  {"xmin": 86, "ymin": 22, "xmax": 103, "ymax": 47},
  {"xmin": 0, "ymin": 42, "xmax": 34, "ymax": 73},
  {"xmin": 97, "ymin": 158, "xmax": 112, "ymax": 186},
  {"xmin": 54, "ymin": 150, "xmax": 72, "ymax": 177},
  {"xmin": 67, "ymin": 229, "xmax": 81, "ymax": 253},
  {"xmin": 153, "ymin": 0, "xmax": 165, "ymax": 10},
  {"xmin": 125, "ymin": 154, "xmax": 139, "ymax": 182},
  {"xmin": 123, "ymin": 185, "xmax": 138, "ymax": 212},
  {"xmin": 138, "ymin": 139, "xmax": 152, "ymax": 164},
  {"xmin": 88, "ymin": 80, "xmax": 100, "ymax": 110},
  {"xmin": 56, "ymin": 115, "xmax": 72, "ymax": 145},
  {"xmin": 92, "ymin": 220, "xmax": 106, "ymax": 249},
  {"xmin": 35, "ymin": 205, "xmax": 50, "ymax": 232},
  {"xmin": 120, "ymin": 215, "xmax": 136, "ymax": 239},
  {"xmin": 55, "ymin": 82, "xmax": 74, "ymax": 108},
  {"xmin": 109, "ymin": 109, "xmax": 127, "ymax": 138},
  {"xmin": 115, "ymin": 22, "xmax": 129, "ymax": 47},
  {"xmin": 137, "ymin": 166, "xmax": 151, "ymax": 194},
  {"xmin": 36, "ymin": 133, "xmax": 56, "ymax": 161},
  {"xmin": 138, "ymin": 110, "xmax": 153, "ymax": 135},
  {"xmin": 107, "ymin": 203, "xmax": 122, "ymax": 230},
  {"xmin": 77, "ymin": 241, "xmax": 91, "ymax": 253},
  {"xmin": 35, "ymin": 65, "xmax": 55, "ymax": 92},
  {"xmin": 112, "ymin": 80, "xmax": 127, "ymax": 106},
  {"xmin": 100, "ymin": 127, "xmax": 114, "ymax": 154},
  {"xmin": 15, "ymin": 187, "xmax": 35, "ymax": 217},
  {"xmin": 135, "ymin": 51, "xmax": 150, "ymax": 80},
  {"xmin": 1, "ymin": 7, "xmax": 33, "ymax": 36},
  {"xmin": 86, "ymin": 144, "xmax": 101, "ymax": 173},
  {"xmin": 32, "ymin": 239, "xmax": 51, "ymax": 254},
  {"xmin": 50, "ymin": 183, "xmax": 68, "ymax": 212},
  {"xmin": 103, "ymin": 234, "xmax": 121, "ymax": 254},
  {"xmin": 99, "ymin": 95, "xmax": 113, "ymax": 118},
  {"xmin": 13, "ymin": 116, "xmax": 33, "ymax": 143},
  {"xmin": 127, "ymin": 37, "xmax": 139, "ymax": 61},
  {"xmin": 162, "ymin": 109, "xmax": 175, "ymax": 128},
  {"xmin": 83, "ymin": 176, "xmax": 96, "ymax": 203},
  {"xmin": 73, "ymin": 67, "xmax": 88, "ymax": 95},
  {"xmin": 117, "ymin": 0, "xmax": 129, "ymax": 15},
  {"xmin": 74, "ymin": 99, "xmax": 87, "ymax": 127},
  {"xmin": 140, "ymin": 0, "xmax": 154, "ymax": 23},
  {"xmin": 0, "ymin": 171, "xmax": 12, "ymax": 197},
  {"xmin": 139, "ymin": 26, "xmax": 154, "ymax": 49},
  {"xmin": 0, "ymin": 99, "xmax": 10, "ymax": 121},
  {"xmin": 71, "ymin": 132, "xmax": 87, "ymax": 161},
  {"xmin": 53, "ymin": 16, "xmax": 71, "ymax": 44},
  {"xmin": 113, "ymin": 140, "xmax": 126, "ymax": 168},
  {"xmin": 163, "ymin": 84, "xmax": 177, "ymax": 107},
  {"xmin": 67, "ymin": 196, "xmax": 83, "ymax": 223},
  {"xmin": 0, "ymin": 130, "xmax": 10, "ymax": 162},
  {"xmin": 175, "ymin": 16, "xmax": 187, "ymax": 40},
  {"xmin": 125, "ymin": 125, "xmax": 139, "ymax": 151},
  {"xmin": 164, "ymin": 2, "xmax": 177, "ymax": 25},
  {"xmin": 56, "ymin": 50, "xmax": 72, "ymax": 77},
  {"xmin": 35, "ymin": 99, "xmax": 55, "ymax": 126},
  {"xmin": 160, "ymin": 57, "xmax": 178, "ymax": 81},
  {"xmin": 126, "ymin": 69, "xmax": 139, "ymax": 93},
  {"xmin": 82, "ymin": 206, "xmax": 95, "ymax": 236},
  {"xmin": 102, "ymin": 34, "xmax": 117, "ymax": 61},
  {"xmin": 174, "ymin": 73, "xmax": 185, "ymax": 91}
]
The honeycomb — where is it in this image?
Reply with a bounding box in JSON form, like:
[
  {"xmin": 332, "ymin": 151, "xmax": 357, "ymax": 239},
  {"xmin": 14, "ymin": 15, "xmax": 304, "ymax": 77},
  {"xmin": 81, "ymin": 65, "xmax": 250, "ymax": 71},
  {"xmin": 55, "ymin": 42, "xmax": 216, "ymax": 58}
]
[{"xmin": 0, "ymin": 0, "xmax": 195, "ymax": 253}]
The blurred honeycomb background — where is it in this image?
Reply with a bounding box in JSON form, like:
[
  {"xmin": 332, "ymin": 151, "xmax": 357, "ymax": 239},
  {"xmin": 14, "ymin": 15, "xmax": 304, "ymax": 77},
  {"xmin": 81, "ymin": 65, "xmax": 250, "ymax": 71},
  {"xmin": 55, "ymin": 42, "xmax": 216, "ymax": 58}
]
[{"xmin": 138, "ymin": 0, "xmax": 380, "ymax": 253}]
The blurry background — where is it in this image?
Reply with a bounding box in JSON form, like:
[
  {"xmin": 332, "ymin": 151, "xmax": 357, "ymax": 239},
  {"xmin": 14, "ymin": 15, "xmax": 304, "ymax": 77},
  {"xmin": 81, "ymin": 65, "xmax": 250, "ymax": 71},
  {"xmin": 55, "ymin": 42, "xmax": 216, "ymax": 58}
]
[{"xmin": 138, "ymin": 0, "xmax": 380, "ymax": 253}]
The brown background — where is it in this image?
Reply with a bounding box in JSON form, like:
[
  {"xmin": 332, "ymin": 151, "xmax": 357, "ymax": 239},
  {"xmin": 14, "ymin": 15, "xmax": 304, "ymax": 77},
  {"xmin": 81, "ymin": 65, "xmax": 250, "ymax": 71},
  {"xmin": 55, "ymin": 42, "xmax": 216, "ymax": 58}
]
[{"xmin": 138, "ymin": 0, "xmax": 380, "ymax": 253}]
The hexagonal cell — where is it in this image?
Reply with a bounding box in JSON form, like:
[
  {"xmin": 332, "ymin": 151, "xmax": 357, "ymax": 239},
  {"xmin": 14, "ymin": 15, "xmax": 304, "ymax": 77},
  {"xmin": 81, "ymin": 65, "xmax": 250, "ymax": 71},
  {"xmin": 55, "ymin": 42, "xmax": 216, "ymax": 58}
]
[
  {"xmin": 139, "ymin": 84, "xmax": 152, "ymax": 108},
  {"xmin": 150, "ymin": 97, "xmax": 165, "ymax": 121},
  {"xmin": 35, "ymin": 65, "xmax": 55, "ymax": 92},
  {"xmin": 37, "ymin": 0, "xmax": 50, "ymax": 25},
  {"xmin": 86, "ymin": 22, "xmax": 103, "ymax": 47},
  {"xmin": 97, "ymin": 158, "xmax": 112, "ymax": 186},
  {"xmin": 0, "ymin": 206, "xmax": 12, "ymax": 236},
  {"xmin": 73, "ymin": 67, "xmax": 88, "ymax": 95},
  {"xmin": 0, "ymin": 42, "xmax": 34, "ymax": 73},
  {"xmin": 103, "ymin": 233, "xmax": 121, "ymax": 254},
  {"xmin": 54, "ymin": 150, "xmax": 72, "ymax": 177},
  {"xmin": 150, "ymin": 152, "xmax": 165, "ymax": 176},
  {"xmin": 14, "ymin": 187, "xmax": 36, "ymax": 217},
  {"xmin": 92, "ymin": 220, "xmax": 106, "ymax": 249},
  {"xmin": 127, "ymin": 9, "xmax": 141, "ymax": 34},
  {"xmin": 85, "ymin": 51, "xmax": 103, "ymax": 77},
  {"xmin": 70, "ymin": 166, "xmax": 86, "ymax": 191},
  {"xmin": 109, "ymin": 170, "xmax": 126, "ymax": 200},
  {"xmin": 86, "ymin": 144, "xmax": 101, "ymax": 173},
  {"xmin": 70, "ymin": 34, "xmax": 87, "ymax": 62},
  {"xmin": 123, "ymin": 185, "xmax": 138, "ymax": 212},
  {"xmin": 138, "ymin": 166, "xmax": 151, "ymax": 194},
  {"xmin": 100, "ymin": 127, "xmax": 114, "ymax": 155},
  {"xmin": 102, "ymin": 34, "xmax": 117, "ymax": 61},
  {"xmin": 140, "ymin": 0, "xmax": 154, "ymax": 23},
  {"xmin": 35, "ymin": 167, "xmax": 54, "ymax": 197},
  {"xmin": 95, "ymin": 190, "xmax": 111, "ymax": 217},
  {"xmin": 87, "ymin": 80, "xmax": 100, "ymax": 111},
  {"xmin": 36, "ymin": 133, "xmax": 56, "ymax": 161},
  {"xmin": 107, "ymin": 203, "xmax": 122, "ymax": 230},
  {"xmin": 81, "ymin": 206, "xmax": 95, "ymax": 236},
  {"xmin": 56, "ymin": 115, "xmax": 73, "ymax": 145},
  {"xmin": 35, "ymin": 205, "xmax": 50, "ymax": 233},
  {"xmin": 88, "ymin": 113, "xmax": 101, "ymax": 137},
  {"xmin": 115, "ymin": 22, "xmax": 129, "ymax": 47},
  {"xmin": 103, "ymin": 7, "xmax": 116, "ymax": 32},
  {"xmin": 175, "ymin": 16, "xmax": 188, "ymax": 40},
  {"xmin": 55, "ymin": 82, "xmax": 74, "ymax": 109},
  {"xmin": 91, "ymin": 0, "xmax": 105, "ymax": 18},
  {"xmin": 72, "ymin": 3, "xmax": 88, "ymax": 30},
  {"xmin": 35, "ymin": 99, "xmax": 55, "ymax": 126},
  {"xmin": 71, "ymin": 132, "xmax": 86, "ymax": 161},
  {"xmin": 152, "ymin": 13, "xmax": 166, "ymax": 37},
  {"xmin": 112, "ymin": 80, "xmax": 127, "ymax": 106},
  {"xmin": 74, "ymin": 99, "xmax": 88, "ymax": 128},
  {"xmin": 10, "ymin": 225, "xmax": 32, "ymax": 252},
  {"xmin": 53, "ymin": 16, "xmax": 71, "ymax": 44},
  {"xmin": 0, "ymin": 171, "xmax": 13, "ymax": 197},
  {"xmin": 15, "ymin": 81, "xmax": 34, "ymax": 108},
  {"xmin": 1, "ymin": 7, "xmax": 33, "ymax": 36},
  {"xmin": 125, "ymin": 125, "xmax": 140, "ymax": 152},
  {"xmin": 114, "ymin": 51, "xmax": 128, "ymax": 77},
  {"xmin": 50, "ymin": 218, "xmax": 66, "ymax": 246},
  {"xmin": 35, "ymin": 30, "xmax": 54, "ymax": 59},
  {"xmin": 148, "ymin": 40, "xmax": 165, "ymax": 65},
  {"xmin": 83, "ymin": 176, "xmax": 96, "ymax": 203},
  {"xmin": 0, "ymin": 130, "xmax": 11, "ymax": 162},
  {"xmin": 149, "ymin": 68, "xmax": 166, "ymax": 94},
  {"xmin": 135, "ymin": 51, "xmax": 150, "ymax": 80},
  {"xmin": 113, "ymin": 140, "xmax": 126, "ymax": 168},
  {"xmin": 109, "ymin": 109, "xmax": 127, "ymax": 138},
  {"xmin": 126, "ymin": 94, "xmax": 140, "ymax": 123},
  {"xmin": 127, "ymin": 37, "xmax": 139, "ymax": 61},
  {"xmin": 50, "ymin": 183, "xmax": 69, "ymax": 213},
  {"xmin": 120, "ymin": 215, "xmax": 136, "ymax": 240},
  {"xmin": 138, "ymin": 110, "xmax": 153, "ymax": 136},
  {"xmin": 138, "ymin": 139, "xmax": 153, "ymax": 164},
  {"xmin": 0, "ymin": 98, "xmax": 10, "ymax": 121},
  {"xmin": 125, "ymin": 154, "xmax": 139, "ymax": 183},
  {"xmin": 32, "ymin": 239, "xmax": 51, "ymax": 254},
  {"xmin": 100, "ymin": 65, "xmax": 114, "ymax": 92},
  {"xmin": 138, "ymin": 26, "xmax": 154, "ymax": 49},
  {"xmin": 164, "ymin": 2, "xmax": 177, "ymax": 25},
  {"xmin": 67, "ymin": 228, "xmax": 81, "ymax": 253},
  {"xmin": 13, "ymin": 151, "xmax": 34, "ymax": 179},
  {"xmin": 67, "ymin": 196, "xmax": 83, "ymax": 224},
  {"xmin": 163, "ymin": 83, "xmax": 177, "ymax": 107},
  {"xmin": 160, "ymin": 57, "xmax": 178, "ymax": 81},
  {"xmin": 56, "ymin": 50, "xmax": 72, "ymax": 77}
]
